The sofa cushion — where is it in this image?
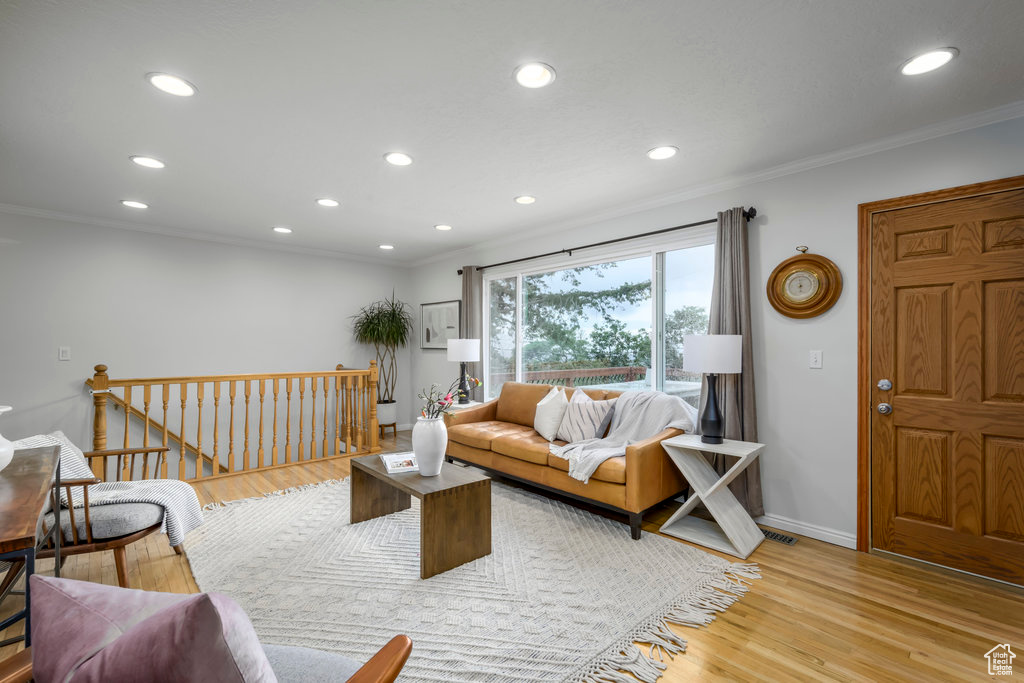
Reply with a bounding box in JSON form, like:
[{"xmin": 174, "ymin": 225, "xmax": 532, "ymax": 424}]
[
  {"xmin": 448, "ymin": 421, "xmax": 535, "ymax": 450},
  {"xmin": 566, "ymin": 388, "xmax": 608, "ymax": 401},
  {"xmin": 492, "ymin": 430, "xmax": 566, "ymax": 465},
  {"xmin": 556, "ymin": 391, "xmax": 616, "ymax": 443},
  {"xmin": 494, "ymin": 382, "xmax": 556, "ymax": 427},
  {"xmin": 30, "ymin": 575, "xmax": 276, "ymax": 683},
  {"xmin": 533, "ymin": 386, "xmax": 568, "ymax": 441},
  {"xmin": 262, "ymin": 644, "xmax": 361, "ymax": 683},
  {"xmin": 547, "ymin": 453, "xmax": 627, "ymax": 484}
]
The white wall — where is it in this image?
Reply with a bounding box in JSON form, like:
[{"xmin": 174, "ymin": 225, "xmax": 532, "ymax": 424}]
[
  {"xmin": 0, "ymin": 212, "xmax": 414, "ymax": 448},
  {"xmin": 409, "ymin": 116, "xmax": 1024, "ymax": 548}
]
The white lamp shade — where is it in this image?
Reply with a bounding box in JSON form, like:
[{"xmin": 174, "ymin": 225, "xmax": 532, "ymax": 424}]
[
  {"xmin": 682, "ymin": 335, "xmax": 742, "ymax": 374},
  {"xmin": 447, "ymin": 338, "xmax": 481, "ymax": 362}
]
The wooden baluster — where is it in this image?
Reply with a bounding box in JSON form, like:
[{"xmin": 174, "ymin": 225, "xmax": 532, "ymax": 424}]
[
  {"xmin": 322, "ymin": 375, "xmax": 329, "ymax": 458},
  {"xmin": 309, "ymin": 376, "xmax": 318, "ymax": 459},
  {"xmin": 143, "ymin": 385, "xmax": 152, "ymax": 477},
  {"xmin": 298, "ymin": 377, "xmax": 306, "ymax": 461},
  {"xmin": 356, "ymin": 375, "xmax": 364, "ymax": 452},
  {"xmin": 195, "ymin": 382, "xmax": 204, "ymax": 479},
  {"xmin": 285, "ymin": 378, "xmax": 293, "ymax": 463},
  {"xmin": 258, "ymin": 379, "xmax": 266, "ymax": 467},
  {"xmin": 368, "ymin": 361, "xmax": 380, "ymax": 453},
  {"xmin": 213, "ymin": 382, "xmax": 221, "ymax": 475},
  {"xmin": 345, "ymin": 376, "xmax": 353, "ymax": 453},
  {"xmin": 161, "ymin": 384, "xmax": 170, "ymax": 478},
  {"xmin": 334, "ymin": 367, "xmax": 342, "ymax": 455},
  {"xmin": 178, "ymin": 383, "xmax": 188, "ymax": 480},
  {"xmin": 243, "ymin": 380, "xmax": 252, "ymax": 470},
  {"xmin": 228, "ymin": 381, "xmax": 236, "ymax": 473},
  {"xmin": 272, "ymin": 378, "xmax": 280, "ymax": 465},
  {"xmin": 121, "ymin": 385, "xmax": 132, "ymax": 481}
]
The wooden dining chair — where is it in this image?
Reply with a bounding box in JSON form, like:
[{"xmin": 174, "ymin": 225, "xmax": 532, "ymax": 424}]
[{"xmin": 0, "ymin": 445, "xmax": 173, "ymax": 594}]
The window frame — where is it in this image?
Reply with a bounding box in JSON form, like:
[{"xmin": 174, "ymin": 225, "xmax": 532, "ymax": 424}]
[{"xmin": 482, "ymin": 225, "xmax": 716, "ymax": 399}]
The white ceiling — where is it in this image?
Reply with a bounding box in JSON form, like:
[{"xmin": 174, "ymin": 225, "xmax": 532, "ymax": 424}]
[{"xmin": 1, "ymin": 0, "xmax": 1023, "ymax": 265}]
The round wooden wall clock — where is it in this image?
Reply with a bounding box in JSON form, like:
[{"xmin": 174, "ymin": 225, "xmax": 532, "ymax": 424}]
[{"xmin": 766, "ymin": 247, "xmax": 843, "ymax": 318}]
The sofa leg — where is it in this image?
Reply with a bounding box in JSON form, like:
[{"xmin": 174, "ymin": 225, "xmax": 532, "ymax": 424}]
[{"xmin": 629, "ymin": 513, "xmax": 642, "ymax": 540}]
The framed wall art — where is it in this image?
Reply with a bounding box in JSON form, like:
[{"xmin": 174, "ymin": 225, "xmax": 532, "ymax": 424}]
[{"xmin": 420, "ymin": 300, "xmax": 461, "ymax": 349}]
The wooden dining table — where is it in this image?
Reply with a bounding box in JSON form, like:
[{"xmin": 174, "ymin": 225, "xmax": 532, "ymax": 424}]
[{"xmin": 0, "ymin": 445, "xmax": 60, "ymax": 647}]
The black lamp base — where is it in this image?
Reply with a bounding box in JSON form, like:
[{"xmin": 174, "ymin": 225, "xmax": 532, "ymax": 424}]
[
  {"xmin": 700, "ymin": 373, "xmax": 724, "ymax": 444},
  {"xmin": 457, "ymin": 361, "xmax": 470, "ymax": 404}
]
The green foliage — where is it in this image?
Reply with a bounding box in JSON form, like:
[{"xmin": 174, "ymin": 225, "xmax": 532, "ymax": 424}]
[
  {"xmin": 489, "ymin": 266, "xmax": 710, "ymax": 376},
  {"xmin": 351, "ymin": 293, "xmax": 413, "ymax": 402}
]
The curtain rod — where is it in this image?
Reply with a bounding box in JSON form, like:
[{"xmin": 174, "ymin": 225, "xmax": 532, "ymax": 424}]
[{"xmin": 457, "ymin": 207, "xmax": 756, "ymax": 275}]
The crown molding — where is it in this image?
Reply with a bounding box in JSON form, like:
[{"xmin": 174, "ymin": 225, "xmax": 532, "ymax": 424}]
[
  {"xmin": 0, "ymin": 202, "xmax": 399, "ymax": 267},
  {"xmin": 410, "ymin": 99, "xmax": 1024, "ymax": 269}
]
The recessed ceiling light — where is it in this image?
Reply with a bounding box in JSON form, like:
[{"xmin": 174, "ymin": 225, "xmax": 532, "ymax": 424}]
[
  {"xmin": 384, "ymin": 152, "xmax": 413, "ymax": 166},
  {"xmin": 514, "ymin": 195, "xmax": 536, "ymax": 205},
  {"xmin": 273, "ymin": 226, "xmax": 292, "ymax": 234},
  {"xmin": 647, "ymin": 146, "xmax": 678, "ymax": 160},
  {"xmin": 514, "ymin": 62, "xmax": 556, "ymax": 88},
  {"xmin": 434, "ymin": 224, "xmax": 453, "ymax": 231},
  {"xmin": 146, "ymin": 72, "xmax": 197, "ymax": 97},
  {"xmin": 379, "ymin": 244, "xmax": 395, "ymax": 250},
  {"xmin": 900, "ymin": 48, "xmax": 959, "ymax": 75},
  {"xmin": 130, "ymin": 155, "xmax": 165, "ymax": 169},
  {"xmin": 316, "ymin": 198, "xmax": 340, "ymax": 207},
  {"xmin": 121, "ymin": 200, "xmax": 148, "ymax": 209}
]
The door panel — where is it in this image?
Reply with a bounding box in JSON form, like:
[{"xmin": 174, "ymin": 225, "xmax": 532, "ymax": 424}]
[
  {"xmin": 870, "ymin": 184, "xmax": 1024, "ymax": 585},
  {"xmin": 895, "ymin": 427, "xmax": 950, "ymax": 525}
]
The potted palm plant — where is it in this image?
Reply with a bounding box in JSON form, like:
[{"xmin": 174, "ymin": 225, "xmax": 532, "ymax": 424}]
[{"xmin": 351, "ymin": 293, "xmax": 414, "ymax": 428}]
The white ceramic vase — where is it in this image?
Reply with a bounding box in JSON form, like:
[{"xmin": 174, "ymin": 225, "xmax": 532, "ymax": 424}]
[
  {"xmin": 0, "ymin": 406, "xmax": 14, "ymax": 474},
  {"xmin": 412, "ymin": 416, "xmax": 447, "ymax": 476}
]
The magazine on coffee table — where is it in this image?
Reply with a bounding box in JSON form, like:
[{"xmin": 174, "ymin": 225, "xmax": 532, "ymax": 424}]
[{"xmin": 380, "ymin": 452, "xmax": 419, "ymax": 474}]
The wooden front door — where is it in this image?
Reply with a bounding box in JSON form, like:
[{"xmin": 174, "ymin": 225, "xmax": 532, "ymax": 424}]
[{"xmin": 864, "ymin": 176, "xmax": 1024, "ymax": 585}]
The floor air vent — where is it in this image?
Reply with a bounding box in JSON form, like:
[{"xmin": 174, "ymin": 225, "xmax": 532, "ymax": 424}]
[{"xmin": 761, "ymin": 529, "xmax": 797, "ymax": 545}]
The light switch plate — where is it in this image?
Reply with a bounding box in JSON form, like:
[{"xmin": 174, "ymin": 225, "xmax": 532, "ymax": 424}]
[
  {"xmin": 58, "ymin": 346, "xmax": 71, "ymax": 361},
  {"xmin": 809, "ymin": 349, "xmax": 823, "ymax": 369}
]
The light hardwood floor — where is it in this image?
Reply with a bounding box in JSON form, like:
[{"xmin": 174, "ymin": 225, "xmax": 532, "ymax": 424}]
[{"xmin": 3, "ymin": 430, "xmax": 1022, "ymax": 681}]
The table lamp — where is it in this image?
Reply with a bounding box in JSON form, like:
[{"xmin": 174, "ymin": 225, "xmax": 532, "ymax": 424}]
[
  {"xmin": 683, "ymin": 335, "xmax": 742, "ymax": 444},
  {"xmin": 447, "ymin": 339, "xmax": 481, "ymax": 404}
]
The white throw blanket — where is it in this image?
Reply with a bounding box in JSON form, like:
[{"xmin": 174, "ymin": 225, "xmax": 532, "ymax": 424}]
[
  {"xmin": 549, "ymin": 391, "xmax": 697, "ymax": 483},
  {"xmin": 14, "ymin": 433, "xmax": 203, "ymax": 547}
]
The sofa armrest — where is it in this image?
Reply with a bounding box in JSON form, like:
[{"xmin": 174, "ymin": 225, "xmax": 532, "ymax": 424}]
[
  {"xmin": 624, "ymin": 427, "xmax": 687, "ymax": 513},
  {"xmin": 445, "ymin": 400, "xmax": 498, "ymax": 427}
]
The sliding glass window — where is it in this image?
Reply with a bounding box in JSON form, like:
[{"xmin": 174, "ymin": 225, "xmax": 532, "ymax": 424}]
[{"xmin": 484, "ymin": 227, "xmax": 715, "ymax": 403}]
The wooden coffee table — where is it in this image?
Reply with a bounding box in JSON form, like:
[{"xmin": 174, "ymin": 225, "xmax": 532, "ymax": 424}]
[{"xmin": 350, "ymin": 454, "xmax": 491, "ymax": 579}]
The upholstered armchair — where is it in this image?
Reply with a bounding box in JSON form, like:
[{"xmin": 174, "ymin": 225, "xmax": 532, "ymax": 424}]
[{"xmin": 0, "ymin": 576, "xmax": 413, "ymax": 683}]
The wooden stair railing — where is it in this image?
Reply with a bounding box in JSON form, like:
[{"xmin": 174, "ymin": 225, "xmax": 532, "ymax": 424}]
[
  {"xmin": 103, "ymin": 390, "xmax": 229, "ymax": 474},
  {"xmin": 85, "ymin": 363, "xmax": 380, "ymax": 482}
]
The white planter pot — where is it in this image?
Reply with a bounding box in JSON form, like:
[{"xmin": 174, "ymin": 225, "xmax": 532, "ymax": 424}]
[
  {"xmin": 377, "ymin": 401, "xmax": 398, "ymax": 426},
  {"xmin": 412, "ymin": 416, "xmax": 447, "ymax": 476},
  {"xmin": 0, "ymin": 406, "xmax": 13, "ymax": 474}
]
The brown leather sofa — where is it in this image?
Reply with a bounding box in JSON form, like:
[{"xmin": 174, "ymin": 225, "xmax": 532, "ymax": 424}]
[{"xmin": 445, "ymin": 382, "xmax": 689, "ymax": 539}]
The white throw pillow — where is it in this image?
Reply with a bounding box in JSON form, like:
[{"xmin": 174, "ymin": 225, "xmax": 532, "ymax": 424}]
[
  {"xmin": 557, "ymin": 391, "xmax": 616, "ymax": 443},
  {"xmin": 533, "ymin": 387, "xmax": 569, "ymax": 442}
]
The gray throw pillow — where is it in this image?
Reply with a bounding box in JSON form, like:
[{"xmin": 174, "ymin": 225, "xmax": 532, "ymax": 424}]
[{"xmin": 556, "ymin": 392, "xmax": 616, "ymax": 443}]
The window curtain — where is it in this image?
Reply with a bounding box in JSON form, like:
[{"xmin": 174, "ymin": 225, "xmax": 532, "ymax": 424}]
[
  {"xmin": 706, "ymin": 207, "xmax": 763, "ymax": 516},
  {"xmin": 461, "ymin": 265, "xmax": 484, "ymax": 401}
]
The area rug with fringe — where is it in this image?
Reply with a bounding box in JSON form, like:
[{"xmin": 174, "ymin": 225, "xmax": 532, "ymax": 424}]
[{"xmin": 184, "ymin": 477, "xmax": 758, "ymax": 682}]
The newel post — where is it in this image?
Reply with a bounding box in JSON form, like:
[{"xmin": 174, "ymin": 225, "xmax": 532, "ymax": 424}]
[
  {"xmin": 368, "ymin": 361, "xmax": 381, "ymax": 453},
  {"xmin": 91, "ymin": 364, "xmax": 109, "ymax": 477}
]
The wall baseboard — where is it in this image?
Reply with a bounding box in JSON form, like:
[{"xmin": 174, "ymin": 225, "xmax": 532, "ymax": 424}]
[{"xmin": 756, "ymin": 513, "xmax": 857, "ymax": 550}]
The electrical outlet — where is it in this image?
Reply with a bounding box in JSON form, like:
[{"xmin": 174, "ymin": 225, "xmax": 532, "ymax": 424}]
[
  {"xmin": 809, "ymin": 349, "xmax": 823, "ymax": 369},
  {"xmin": 58, "ymin": 346, "xmax": 71, "ymax": 361}
]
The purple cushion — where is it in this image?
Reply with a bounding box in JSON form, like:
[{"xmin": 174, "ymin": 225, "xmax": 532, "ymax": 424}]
[{"xmin": 30, "ymin": 575, "xmax": 276, "ymax": 682}]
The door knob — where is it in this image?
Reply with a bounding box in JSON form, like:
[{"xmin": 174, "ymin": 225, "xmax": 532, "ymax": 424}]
[
  {"xmin": 877, "ymin": 402, "xmax": 893, "ymax": 415},
  {"xmin": 877, "ymin": 379, "xmax": 892, "ymax": 391}
]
